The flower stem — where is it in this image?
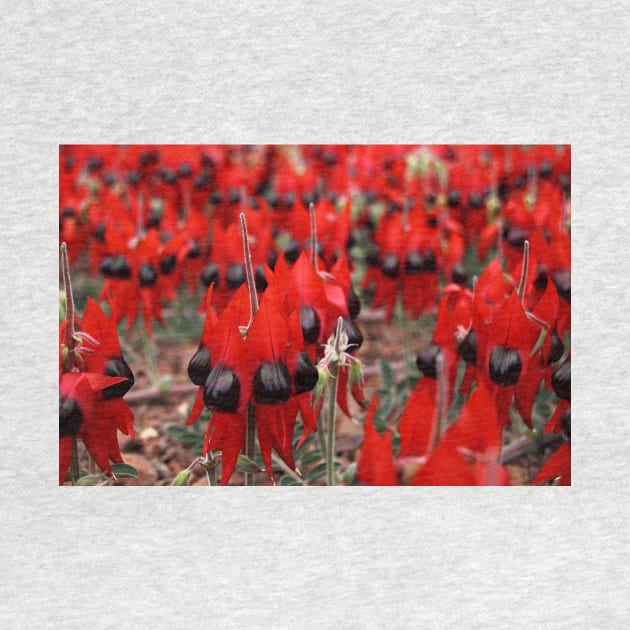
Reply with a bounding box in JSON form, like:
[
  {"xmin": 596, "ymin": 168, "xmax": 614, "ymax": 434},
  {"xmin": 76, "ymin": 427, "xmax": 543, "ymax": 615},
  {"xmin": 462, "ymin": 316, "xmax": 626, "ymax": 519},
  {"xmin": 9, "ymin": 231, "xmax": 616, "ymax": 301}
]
[
  {"xmin": 326, "ymin": 364, "xmax": 339, "ymax": 486},
  {"xmin": 517, "ymin": 240, "xmax": 530, "ymax": 303},
  {"xmin": 206, "ymin": 453, "xmax": 217, "ymax": 486},
  {"xmin": 326, "ymin": 317, "xmax": 344, "ymax": 486},
  {"xmin": 317, "ymin": 413, "xmax": 328, "ymax": 467},
  {"xmin": 70, "ymin": 437, "xmax": 80, "ymax": 485},
  {"xmin": 309, "ymin": 202, "xmax": 319, "ymax": 271},
  {"xmin": 60, "ymin": 243, "xmax": 76, "ymax": 370},
  {"xmin": 430, "ymin": 352, "xmax": 448, "ymax": 452},
  {"xmin": 245, "ymin": 402, "xmax": 256, "ymax": 486},
  {"xmin": 240, "ymin": 212, "xmax": 259, "ymax": 331}
]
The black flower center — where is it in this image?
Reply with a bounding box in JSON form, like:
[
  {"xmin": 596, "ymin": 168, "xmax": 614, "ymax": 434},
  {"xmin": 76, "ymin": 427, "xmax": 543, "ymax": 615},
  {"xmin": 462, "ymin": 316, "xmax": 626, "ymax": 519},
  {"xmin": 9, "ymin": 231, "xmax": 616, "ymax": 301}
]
[
  {"xmin": 381, "ymin": 253, "xmax": 400, "ymax": 278},
  {"xmin": 284, "ymin": 240, "xmax": 300, "ymax": 264},
  {"xmin": 347, "ymin": 288, "xmax": 361, "ymax": 320},
  {"xmin": 254, "ymin": 265, "xmax": 268, "ymax": 292},
  {"xmin": 253, "ymin": 361, "xmax": 292, "ymax": 405},
  {"xmin": 59, "ymin": 395, "xmax": 83, "ymax": 437},
  {"xmin": 103, "ymin": 356, "xmax": 135, "ymax": 399},
  {"xmin": 300, "ymin": 305, "xmax": 321, "ymax": 344},
  {"xmin": 110, "ymin": 255, "xmax": 132, "ymax": 280},
  {"xmin": 139, "ymin": 263, "xmax": 158, "ymax": 288},
  {"xmin": 551, "ymin": 359, "xmax": 570, "ymax": 401},
  {"xmin": 561, "ymin": 408, "xmax": 571, "ymax": 441},
  {"xmin": 416, "ymin": 343, "xmax": 441, "ymax": 378},
  {"xmin": 365, "ymin": 243, "xmax": 380, "ymax": 267},
  {"xmin": 200, "ymin": 262, "xmax": 220, "ymax": 288},
  {"xmin": 489, "ymin": 346, "xmax": 522, "ymax": 386},
  {"xmin": 188, "ymin": 345, "xmax": 212, "ymax": 387},
  {"xmin": 160, "ymin": 254, "xmax": 177, "ymax": 275},
  {"xmin": 294, "ymin": 352, "xmax": 318, "ymax": 394},
  {"xmin": 549, "ymin": 331, "xmax": 564, "ymax": 365},
  {"xmin": 451, "ymin": 262, "xmax": 467, "ymax": 286},
  {"xmin": 457, "ymin": 329, "xmax": 477, "ymax": 365},
  {"xmin": 203, "ymin": 365, "xmax": 240, "ymax": 413},
  {"xmin": 226, "ymin": 263, "xmax": 246, "ymax": 290},
  {"xmin": 342, "ymin": 317, "xmax": 363, "ymax": 350},
  {"xmin": 405, "ymin": 251, "xmax": 424, "ymax": 275},
  {"xmin": 552, "ymin": 270, "xmax": 571, "ymax": 303}
]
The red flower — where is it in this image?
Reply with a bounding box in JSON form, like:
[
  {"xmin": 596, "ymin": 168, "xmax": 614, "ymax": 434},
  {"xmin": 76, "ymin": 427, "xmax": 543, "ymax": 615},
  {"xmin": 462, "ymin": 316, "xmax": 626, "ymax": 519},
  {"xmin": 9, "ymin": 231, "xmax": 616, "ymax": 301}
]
[
  {"xmin": 357, "ymin": 396, "xmax": 398, "ymax": 486},
  {"xmin": 533, "ymin": 443, "xmax": 571, "ymax": 485},
  {"xmin": 188, "ymin": 279, "xmax": 319, "ymax": 485},
  {"xmin": 59, "ymin": 299, "xmax": 135, "ymax": 484}
]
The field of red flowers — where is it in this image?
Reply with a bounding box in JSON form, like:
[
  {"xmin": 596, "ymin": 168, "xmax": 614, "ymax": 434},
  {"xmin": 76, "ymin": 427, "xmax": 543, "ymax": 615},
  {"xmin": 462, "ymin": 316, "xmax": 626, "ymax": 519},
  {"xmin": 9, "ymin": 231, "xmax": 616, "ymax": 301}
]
[{"xmin": 59, "ymin": 144, "xmax": 570, "ymax": 486}]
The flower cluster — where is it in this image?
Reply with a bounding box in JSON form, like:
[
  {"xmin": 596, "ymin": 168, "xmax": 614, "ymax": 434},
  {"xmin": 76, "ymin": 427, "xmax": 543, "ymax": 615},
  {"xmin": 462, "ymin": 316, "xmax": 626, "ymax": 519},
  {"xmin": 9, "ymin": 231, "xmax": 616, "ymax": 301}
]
[
  {"xmin": 59, "ymin": 295, "xmax": 135, "ymax": 484},
  {"xmin": 357, "ymin": 238, "xmax": 571, "ymax": 485},
  {"xmin": 59, "ymin": 144, "xmax": 570, "ymax": 486},
  {"xmin": 185, "ymin": 222, "xmax": 364, "ymax": 485}
]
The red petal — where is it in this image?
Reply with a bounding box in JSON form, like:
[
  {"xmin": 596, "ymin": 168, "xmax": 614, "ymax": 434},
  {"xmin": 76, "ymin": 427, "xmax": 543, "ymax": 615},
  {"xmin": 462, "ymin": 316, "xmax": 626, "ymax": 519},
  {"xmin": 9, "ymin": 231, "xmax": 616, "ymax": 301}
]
[
  {"xmin": 533, "ymin": 442, "xmax": 571, "ymax": 485},
  {"xmin": 187, "ymin": 389, "xmax": 206, "ymax": 426},
  {"xmin": 208, "ymin": 411, "xmax": 246, "ymax": 486},
  {"xmin": 398, "ymin": 379, "xmax": 435, "ymax": 458},
  {"xmin": 336, "ymin": 366, "xmax": 353, "ymax": 418},
  {"xmin": 357, "ymin": 396, "xmax": 398, "ymax": 486},
  {"xmin": 411, "ymin": 442, "xmax": 476, "ymax": 485}
]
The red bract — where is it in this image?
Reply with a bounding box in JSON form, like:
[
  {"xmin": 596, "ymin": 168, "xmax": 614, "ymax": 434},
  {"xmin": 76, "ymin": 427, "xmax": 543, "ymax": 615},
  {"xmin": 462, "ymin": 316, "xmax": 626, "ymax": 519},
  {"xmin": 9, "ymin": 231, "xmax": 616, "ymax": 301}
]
[
  {"xmin": 533, "ymin": 443, "xmax": 571, "ymax": 486},
  {"xmin": 59, "ymin": 299, "xmax": 135, "ymax": 485},
  {"xmin": 187, "ymin": 279, "xmax": 319, "ymax": 485},
  {"xmin": 397, "ymin": 378, "xmax": 435, "ymax": 459},
  {"xmin": 357, "ymin": 396, "xmax": 399, "ymax": 486},
  {"xmin": 410, "ymin": 382, "xmax": 510, "ymax": 486},
  {"xmin": 98, "ymin": 223, "xmax": 166, "ymax": 336}
]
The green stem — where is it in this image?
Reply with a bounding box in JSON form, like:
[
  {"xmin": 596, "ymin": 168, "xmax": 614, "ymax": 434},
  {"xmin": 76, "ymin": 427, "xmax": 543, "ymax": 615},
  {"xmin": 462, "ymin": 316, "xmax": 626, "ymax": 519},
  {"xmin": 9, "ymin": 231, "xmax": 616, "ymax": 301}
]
[
  {"xmin": 60, "ymin": 243, "xmax": 76, "ymax": 371},
  {"xmin": 309, "ymin": 202, "xmax": 318, "ymax": 272},
  {"xmin": 430, "ymin": 353, "xmax": 448, "ymax": 452},
  {"xmin": 205, "ymin": 453, "xmax": 217, "ymax": 486},
  {"xmin": 70, "ymin": 437, "xmax": 80, "ymax": 485},
  {"xmin": 326, "ymin": 317, "xmax": 344, "ymax": 486},
  {"xmin": 326, "ymin": 361, "xmax": 339, "ymax": 486},
  {"xmin": 317, "ymin": 414, "xmax": 327, "ymax": 468},
  {"xmin": 245, "ymin": 403, "xmax": 256, "ymax": 486}
]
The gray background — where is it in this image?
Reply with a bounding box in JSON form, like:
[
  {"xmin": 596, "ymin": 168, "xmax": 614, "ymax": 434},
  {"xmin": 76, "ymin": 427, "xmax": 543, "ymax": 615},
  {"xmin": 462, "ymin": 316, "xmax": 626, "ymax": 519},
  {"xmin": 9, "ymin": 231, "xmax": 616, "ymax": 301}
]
[{"xmin": 1, "ymin": 1, "xmax": 627, "ymax": 627}]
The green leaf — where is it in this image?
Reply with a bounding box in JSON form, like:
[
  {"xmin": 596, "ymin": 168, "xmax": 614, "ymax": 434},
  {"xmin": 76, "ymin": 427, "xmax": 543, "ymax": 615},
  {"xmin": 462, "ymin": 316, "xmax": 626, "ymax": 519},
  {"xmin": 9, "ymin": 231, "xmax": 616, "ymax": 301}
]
[
  {"xmin": 340, "ymin": 462, "xmax": 357, "ymax": 484},
  {"xmin": 111, "ymin": 463, "xmax": 139, "ymax": 479},
  {"xmin": 378, "ymin": 359, "xmax": 393, "ymax": 390},
  {"xmin": 280, "ymin": 475, "xmax": 302, "ymax": 486},
  {"xmin": 305, "ymin": 462, "xmax": 329, "ymax": 483},
  {"xmin": 77, "ymin": 474, "xmax": 106, "ymax": 486},
  {"xmin": 530, "ymin": 327, "xmax": 549, "ymax": 357},
  {"xmin": 166, "ymin": 425, "xmax": 204, "ymax": 448},
  {"xmin": 300, "ymin": 449, "xmax": 324, "ymax": 466},
  {"xmin": 305, "ymin": 461, "xmax": 342, "ymax": 484},
  {"xmin": 235, "ymin": 454, "xmax": 264, "ymax": 474},
  {"xmin": 172, "ymin": 470, "xmax": 192, "ymax": 486}
]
